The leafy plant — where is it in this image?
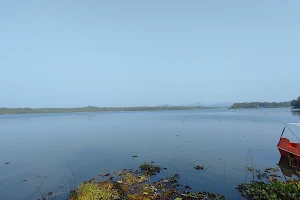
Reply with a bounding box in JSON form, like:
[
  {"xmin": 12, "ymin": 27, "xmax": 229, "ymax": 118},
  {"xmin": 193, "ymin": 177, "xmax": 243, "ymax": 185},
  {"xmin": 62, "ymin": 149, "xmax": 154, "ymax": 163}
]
[
  {"xmin": 139, "ymin": 162, "xmax": 161, "ymax": 176},
  {"xmin": 237, "ymin": 167, "xmax": 300, "ymax": 200}
]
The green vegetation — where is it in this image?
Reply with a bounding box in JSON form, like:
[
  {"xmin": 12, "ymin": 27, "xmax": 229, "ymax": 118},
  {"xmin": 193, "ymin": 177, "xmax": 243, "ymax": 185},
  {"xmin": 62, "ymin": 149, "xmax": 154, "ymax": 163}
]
[
  {"xmin": 231, "ymin": 97, "xmax": 300, "ymax": 109},
  {"xmin": 291, "ymin": 96, "xmax": 300, "ymax": 109},
  {"xmin": 237, "ymin": 167, "xmax": 300, "ymax": 200},
  {"xmin": 70, "ymin": 181, "xmax": 121, "ymax": 200},
  {"xmin": 230, "ymin": 102, "xmax": 291, "ymax": 109},
  {"xmin": 70, "ymin": 163, "xmax": 225, "ymax": 200},
  {"xmin": 0, "ymin": 106, "xmax": 210, "ymax": 115},
  {"xmin": 6, "ymin": 156, "xmax": 299, "ymax": 200},
  {"xmin": 139, "ymin": 162, "xmax": 161, "ymax": 176},
  {"xmin": 70, "ymin": 161, "xmax": 300, "ymax": 200}
]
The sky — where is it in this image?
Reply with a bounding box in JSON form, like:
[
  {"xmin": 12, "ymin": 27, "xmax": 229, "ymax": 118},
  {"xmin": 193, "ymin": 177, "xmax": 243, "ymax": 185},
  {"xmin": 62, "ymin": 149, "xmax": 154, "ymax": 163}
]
[{"xmin": 0, "ymin": 1, "xmax": 299, "ymax": 107}]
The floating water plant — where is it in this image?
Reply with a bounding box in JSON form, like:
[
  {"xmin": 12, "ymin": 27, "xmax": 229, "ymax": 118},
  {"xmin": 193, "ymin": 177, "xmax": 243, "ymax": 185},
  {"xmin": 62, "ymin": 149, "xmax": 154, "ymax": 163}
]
[
  {"xmin": 139, "ymin": 162, "xmax": 161, "ymax": 176},
  {"xmin": 194, "ymin": 165, "xmax": 204, "ymax": 170}
]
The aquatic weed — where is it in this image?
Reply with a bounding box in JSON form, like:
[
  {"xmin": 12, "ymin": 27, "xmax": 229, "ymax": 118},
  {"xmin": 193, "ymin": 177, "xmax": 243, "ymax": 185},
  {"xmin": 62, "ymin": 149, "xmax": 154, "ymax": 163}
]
[{"xmin": 139, "ymin": 162, "xmax": 161, "ymax": 176}]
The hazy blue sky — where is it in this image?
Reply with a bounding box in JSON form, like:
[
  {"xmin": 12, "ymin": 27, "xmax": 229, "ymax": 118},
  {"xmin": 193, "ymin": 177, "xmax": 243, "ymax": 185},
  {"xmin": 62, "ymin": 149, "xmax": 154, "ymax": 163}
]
[{"xmin": 1, "ymin": 1, "xmax": 299, "ymax": 107}]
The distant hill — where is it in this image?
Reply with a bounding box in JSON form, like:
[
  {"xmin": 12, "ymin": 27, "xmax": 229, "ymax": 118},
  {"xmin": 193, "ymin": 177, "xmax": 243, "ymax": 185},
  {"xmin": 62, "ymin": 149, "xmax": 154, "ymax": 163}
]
[
  {"xmin": 183, "ymin": 102, "xmax": 206, "ymax": 107},
  {"xmin": 183, "ymin": 102, "xmax": 233, "ymax": 108},
  {"xmin": 207, "ymin": 102, "xmax": 234, "ymax": 107}
]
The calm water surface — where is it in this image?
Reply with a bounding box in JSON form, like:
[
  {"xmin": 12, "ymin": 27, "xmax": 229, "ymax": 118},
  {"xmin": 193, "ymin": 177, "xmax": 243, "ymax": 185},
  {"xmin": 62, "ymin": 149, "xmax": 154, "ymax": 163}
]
[{"xmin": 0, "ymin": 108, "xmax": 299, "ymax": 199}]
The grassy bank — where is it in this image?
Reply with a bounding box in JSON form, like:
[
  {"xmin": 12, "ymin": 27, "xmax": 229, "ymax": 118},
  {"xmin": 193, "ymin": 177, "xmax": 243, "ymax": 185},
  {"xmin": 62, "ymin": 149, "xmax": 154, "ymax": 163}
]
[
  {"xmin": 68, "ymin": 161, "xmax": 300, "ymax": 200},
  {"xmin": 70, "ymin": 162, "xmax": 225, "ymax": 200},
  {"xmin": 0, "ymin": 106, "xmax": 211, "ymax": 115}
]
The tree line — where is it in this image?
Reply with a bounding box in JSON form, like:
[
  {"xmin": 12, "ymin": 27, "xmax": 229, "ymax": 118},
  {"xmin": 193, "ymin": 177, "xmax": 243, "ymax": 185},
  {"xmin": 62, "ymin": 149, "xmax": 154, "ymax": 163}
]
[
  {"xmin": 230, "ymin": 102, "xmax": 291, "ymax": 109},
  {"xmin": 291, "ymin": 96, "xmax": 300, "ymax": 108},
  {"xmin": 231, "ymin": 96, "xmax": 300, "ymax": 109}
]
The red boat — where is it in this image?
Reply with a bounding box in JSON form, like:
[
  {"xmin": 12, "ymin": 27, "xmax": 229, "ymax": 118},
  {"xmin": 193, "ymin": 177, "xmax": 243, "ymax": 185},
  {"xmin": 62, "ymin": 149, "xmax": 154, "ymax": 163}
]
[{"xmin": 277, "ymin": 123, "xmax": 300, "ymax": 163}]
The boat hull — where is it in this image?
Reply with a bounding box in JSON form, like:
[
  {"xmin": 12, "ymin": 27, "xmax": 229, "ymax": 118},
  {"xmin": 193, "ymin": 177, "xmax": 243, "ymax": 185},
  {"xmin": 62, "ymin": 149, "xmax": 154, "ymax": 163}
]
[{"xmin": 277, "ymin": 137, "xmax": 300, "ymax": 163}]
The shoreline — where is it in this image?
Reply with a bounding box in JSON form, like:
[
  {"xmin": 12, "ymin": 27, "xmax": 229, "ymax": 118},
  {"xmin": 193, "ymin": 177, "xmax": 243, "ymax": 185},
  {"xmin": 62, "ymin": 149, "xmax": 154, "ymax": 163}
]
[
  {"xmin": 0, "ymin": 106, "xmax": 213, "ymax": 115},
  {"xmin": 68, "ymin": 157, "xmax": 300, "ymax": 200}
]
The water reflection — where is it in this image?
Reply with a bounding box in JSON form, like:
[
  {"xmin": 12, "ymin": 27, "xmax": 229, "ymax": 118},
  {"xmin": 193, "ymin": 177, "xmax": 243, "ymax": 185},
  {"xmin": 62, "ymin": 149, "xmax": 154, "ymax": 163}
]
[
  {"xmin": 277, "ymin": 156, "xmax": 300, "ymax": 179},
  {"xmin": 291, "ymin": 110, "xmax": 300, "ymax": 117}
]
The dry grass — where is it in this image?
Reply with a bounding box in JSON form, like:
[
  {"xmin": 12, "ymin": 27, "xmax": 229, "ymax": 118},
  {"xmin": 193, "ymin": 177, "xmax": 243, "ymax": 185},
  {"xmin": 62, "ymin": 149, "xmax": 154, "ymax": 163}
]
[{"xmin": 69, "ymin": 181, "xmax": 121, "ymax": 200}]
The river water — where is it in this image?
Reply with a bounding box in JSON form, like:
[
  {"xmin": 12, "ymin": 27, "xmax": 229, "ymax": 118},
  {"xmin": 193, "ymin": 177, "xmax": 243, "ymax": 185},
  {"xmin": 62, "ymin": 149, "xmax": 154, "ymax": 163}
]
[{"xmin": 0, "ymin": 108, "xmax": 299, "ymax": 199}]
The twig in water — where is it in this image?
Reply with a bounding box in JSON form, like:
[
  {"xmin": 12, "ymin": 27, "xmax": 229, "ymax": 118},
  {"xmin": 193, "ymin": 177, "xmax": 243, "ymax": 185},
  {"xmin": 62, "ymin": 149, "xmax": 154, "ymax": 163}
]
[
  {"xmin": 43, "ymin": 163, "xmax": 49, "ymax": 195},
  {"xmin": 224, "ymin": 163, "xmax": 226, "ymax": 182},
  {"xmin": 0, "ymin": 182, "xmax": 15, "ymax": 200},
  {"xmin": 67, "ymin": 160, "xmax": 77, "ymax": 189},
  {"xmin": 36, "ymin": 185, "xmax": 44, "ymax": 198},
  {"xmin": 173, "ymin": 152, "xmax": 178, "ymax": 174},
  {"xmin": 69, "ymin": 174, "xmax": 72, "ymax": 192},
  {"xmin": 185, "ymin": 168, "xmax": 188, "ymax": 186},
  {"xmin": 105, "ymin": 160, "xmax": 108, "ymax": 172},
  {"xmin": 245, "ymin": 155, "xmax": 248, "ymax": 183},
  {"xmin": 24, "ymin": 179, "xmax": 45, "ymax": 200},
  {"xmin": 252, "ymin": 153, "xmax": 254, "ymax": 182}
]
